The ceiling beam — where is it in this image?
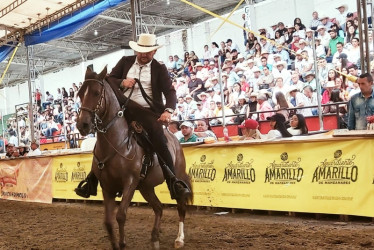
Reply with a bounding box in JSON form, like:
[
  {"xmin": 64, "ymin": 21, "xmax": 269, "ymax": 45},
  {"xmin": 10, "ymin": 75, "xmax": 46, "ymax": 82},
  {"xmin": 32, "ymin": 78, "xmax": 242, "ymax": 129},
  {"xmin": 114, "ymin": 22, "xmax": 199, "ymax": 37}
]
[{"xmin": 0, "ymin": 0, "xmax": 28, "ymax": 19}]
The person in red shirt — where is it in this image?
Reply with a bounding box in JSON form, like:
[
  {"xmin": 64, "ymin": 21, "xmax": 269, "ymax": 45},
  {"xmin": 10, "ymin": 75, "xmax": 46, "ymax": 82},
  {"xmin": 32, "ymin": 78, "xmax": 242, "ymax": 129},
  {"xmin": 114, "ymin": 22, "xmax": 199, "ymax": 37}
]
[{"xmin": 34, "ymin": 89, "xmax": 42, "ymax": 108}]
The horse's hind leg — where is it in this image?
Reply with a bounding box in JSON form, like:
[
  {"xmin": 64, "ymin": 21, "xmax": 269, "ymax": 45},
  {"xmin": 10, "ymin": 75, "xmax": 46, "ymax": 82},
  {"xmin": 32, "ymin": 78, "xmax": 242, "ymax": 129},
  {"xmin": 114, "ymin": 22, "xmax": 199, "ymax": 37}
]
[
  {"xmin": 103, "ymin": 192, "xmax": 119, "ymax": 250},
  {"xmin": 117, "ymin": 180, "xmax": 137, "ymax": 250},
  {"xmin": 139, "ymin": 186, "xmax": 163, "ymax": 249},
  {"xmin": 174, "ymin": 201, "xmax": 186, "ymax": 248}
]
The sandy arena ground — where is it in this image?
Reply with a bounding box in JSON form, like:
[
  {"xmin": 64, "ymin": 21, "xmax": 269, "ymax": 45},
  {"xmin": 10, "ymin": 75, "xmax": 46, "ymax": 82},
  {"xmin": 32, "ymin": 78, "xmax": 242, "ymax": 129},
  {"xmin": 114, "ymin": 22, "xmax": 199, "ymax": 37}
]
[{"xmin": 1, "ymin": 199, "xmax": 374, "ymax": 249}]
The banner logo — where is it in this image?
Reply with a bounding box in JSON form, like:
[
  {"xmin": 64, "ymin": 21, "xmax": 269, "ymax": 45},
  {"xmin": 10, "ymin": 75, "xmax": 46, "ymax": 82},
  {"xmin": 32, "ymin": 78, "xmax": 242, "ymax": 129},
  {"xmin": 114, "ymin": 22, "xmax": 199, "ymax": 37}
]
[
  {"xmin": 264, "ymin": 152, "xmax": 303, "ymax": 184},
  {"xmin": 71, "ymin": 162, "xmax": 87, "ymax": 182},
  {"xmin": 312, "ymin": 150, "xmax": 358, "ymax": 184},
  {"xmin": 55, "ymin": 163, "xmax": 68, "ymax": 182},
  {"xmin": 188, "ymin": 154, "xmax": 216, "ymax": 182},
  {"xmin": 0, "ymin": 166, "xmax": 19, "ymax": 187},
  {"xmin": 222, "ymin": 153, "xmax": 255, "ymax": 184}
]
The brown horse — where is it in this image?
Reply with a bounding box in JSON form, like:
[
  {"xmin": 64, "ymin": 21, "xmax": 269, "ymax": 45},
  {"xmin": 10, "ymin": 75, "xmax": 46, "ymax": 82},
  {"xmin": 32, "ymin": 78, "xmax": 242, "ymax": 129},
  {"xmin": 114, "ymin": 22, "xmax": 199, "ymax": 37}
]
[{"xmin": 76, "ymin": 66, "xmax": 193, "ymax": 249}]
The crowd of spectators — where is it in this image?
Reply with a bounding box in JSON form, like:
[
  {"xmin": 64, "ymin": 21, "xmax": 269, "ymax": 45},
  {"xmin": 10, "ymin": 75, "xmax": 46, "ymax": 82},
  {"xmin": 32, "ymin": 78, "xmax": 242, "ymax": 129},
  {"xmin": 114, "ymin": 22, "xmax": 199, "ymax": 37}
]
[
  {"xmin": 0, "ymin": 3, "xmax": 370, "ymax": 150},
  {"xmin": 165, "ymin": 4, "xmax": 363, "ymax": 134}
]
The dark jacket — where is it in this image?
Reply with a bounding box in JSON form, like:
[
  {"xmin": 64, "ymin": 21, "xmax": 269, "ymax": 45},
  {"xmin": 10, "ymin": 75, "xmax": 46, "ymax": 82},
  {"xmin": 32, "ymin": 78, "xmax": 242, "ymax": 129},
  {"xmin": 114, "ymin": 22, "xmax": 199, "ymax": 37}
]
[{"xmin": 107, "ymin": 55, "xmax": 176, "ymax": 115}]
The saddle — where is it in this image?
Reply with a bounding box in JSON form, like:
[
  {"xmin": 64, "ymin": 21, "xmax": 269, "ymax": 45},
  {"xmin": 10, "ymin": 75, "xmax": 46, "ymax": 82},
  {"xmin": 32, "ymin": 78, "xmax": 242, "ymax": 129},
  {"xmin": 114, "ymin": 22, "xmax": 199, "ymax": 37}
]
[{"xmin": 128, "ymin": 121, "xmax": 154, "ymax": 180}]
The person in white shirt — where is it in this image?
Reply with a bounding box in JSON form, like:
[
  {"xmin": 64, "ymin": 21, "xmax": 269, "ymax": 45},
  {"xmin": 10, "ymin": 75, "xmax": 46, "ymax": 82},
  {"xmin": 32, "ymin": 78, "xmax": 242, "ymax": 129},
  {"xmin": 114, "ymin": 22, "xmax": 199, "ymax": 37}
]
[
  {"xmin": 27, "ymin": 139, "xmax": 42, "ymax": 156},
  {"xmin": 317, "ymin": 25, "xmax": 331, "ymax": 50},
  {"xmin": 335, "ymin": 4, "xmax": 348, "ymax": 31},
  {"xmin": 289, "ymin": 86, "xmax": 313, "ymax": 117},
  {"xmin": 347, "ymin": 37, "xmax": 360, "ymax": 65},
  {"xmin": 272, "ymin": 61, "xmax": 291, "ymax": 86},
  {"xmin": 256, "ymin": 113, "xmax": 293, "ymax": 139},
  {"xmin": 332, "ymin": 42, "xmax": 348, "ymax": 66}
]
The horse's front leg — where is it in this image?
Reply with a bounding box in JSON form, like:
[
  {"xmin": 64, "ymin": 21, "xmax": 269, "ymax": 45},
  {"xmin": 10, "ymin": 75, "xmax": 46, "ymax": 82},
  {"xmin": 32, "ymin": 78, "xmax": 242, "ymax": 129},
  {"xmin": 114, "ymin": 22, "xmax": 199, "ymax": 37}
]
[
  {"xmin": 103, "ymin": 191, "xmax": 119, "ymax": 250},
  {"xmin": 117, "ymin": 177, "xmax": 137, "ymax": 250}
]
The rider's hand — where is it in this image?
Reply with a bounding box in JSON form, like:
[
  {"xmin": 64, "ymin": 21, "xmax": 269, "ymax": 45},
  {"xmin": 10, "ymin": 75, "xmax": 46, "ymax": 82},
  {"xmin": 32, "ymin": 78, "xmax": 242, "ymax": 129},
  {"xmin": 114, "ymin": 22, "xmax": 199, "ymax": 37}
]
[
  {"xmin": 121, "ymin": 78, "xmax": 136, "ymax": 88},
  {"xmin": 158, "ymin": 111, "xmax": 172, "ymax": 123}
]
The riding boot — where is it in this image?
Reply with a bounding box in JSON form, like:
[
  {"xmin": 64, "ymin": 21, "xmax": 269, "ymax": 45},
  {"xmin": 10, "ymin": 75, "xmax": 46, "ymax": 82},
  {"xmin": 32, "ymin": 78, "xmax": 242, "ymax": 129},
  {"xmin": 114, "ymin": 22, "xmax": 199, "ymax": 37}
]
[
  {"xmin": 74, "ymin": 171, "xmax": 98, "ymax": 198},
  {"xmin": 156, "ymin": 144, "xmax": 191, "ymax": 200}
]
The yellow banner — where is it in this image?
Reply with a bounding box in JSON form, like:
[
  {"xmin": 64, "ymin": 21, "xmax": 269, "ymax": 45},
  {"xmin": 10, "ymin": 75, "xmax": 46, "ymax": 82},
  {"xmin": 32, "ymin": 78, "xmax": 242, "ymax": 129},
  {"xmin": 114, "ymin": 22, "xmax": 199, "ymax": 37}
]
[
  {"xmin": 49, "ymin": 138, "xmax": 374, "ymax": 217},
  {"xmin": 184, "ymin": 139, "xmax": 374, "ymax": 217},
  {"xmin": 0, "ymin": 158, "xmax": 52, "ymax": 203}
]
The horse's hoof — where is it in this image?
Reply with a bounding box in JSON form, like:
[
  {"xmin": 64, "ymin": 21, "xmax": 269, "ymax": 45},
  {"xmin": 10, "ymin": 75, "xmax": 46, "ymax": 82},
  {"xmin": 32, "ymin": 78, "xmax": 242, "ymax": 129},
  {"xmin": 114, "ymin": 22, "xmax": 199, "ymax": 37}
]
[
  {"xmin": 152, "ymin": 241, "xmax": 160, "ymax": 249},
  {"xmin": 174, "ymin": 239, "xmax": 184, "ymax": 249}
]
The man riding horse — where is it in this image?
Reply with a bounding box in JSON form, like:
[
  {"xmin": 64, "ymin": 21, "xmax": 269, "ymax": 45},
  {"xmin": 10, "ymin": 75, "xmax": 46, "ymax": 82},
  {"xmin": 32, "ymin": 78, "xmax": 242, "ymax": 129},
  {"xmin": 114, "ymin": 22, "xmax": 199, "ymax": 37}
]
[{"xmin": 75, "ymin": 33, "xmax": 191, "ymax": 201}]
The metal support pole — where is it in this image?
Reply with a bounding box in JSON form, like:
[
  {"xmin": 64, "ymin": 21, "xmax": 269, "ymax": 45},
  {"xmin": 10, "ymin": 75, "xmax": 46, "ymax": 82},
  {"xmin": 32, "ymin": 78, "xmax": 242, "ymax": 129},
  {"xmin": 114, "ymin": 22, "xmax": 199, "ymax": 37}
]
[
  {"xmin": 357, "ymin": 0, "xmax": 366, "ymax": 72},
  {"xmin": 26, "ymin": 46, "xmax": 35, "ymax": 142},
  {"xmin": 130, "ymin": 0, "xmax": 136, "ymax": 41},
  {"xmin": 363, "ymin": 0, "xmax": 371, "ymax": 73},
  {"xmin": 311, "ymin": 35, "xmax": 324, "ymax": 131},
  {"xmin": 218, "ymin": 56, "xmax": 226, "ymax": 128}
]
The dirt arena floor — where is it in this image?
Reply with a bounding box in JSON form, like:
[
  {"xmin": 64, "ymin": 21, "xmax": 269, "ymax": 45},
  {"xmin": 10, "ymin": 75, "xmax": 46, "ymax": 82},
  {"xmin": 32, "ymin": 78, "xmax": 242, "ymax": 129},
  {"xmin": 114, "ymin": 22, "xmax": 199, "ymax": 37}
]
[{"xmin": 1, "ymin": 199, "xmax": 374, "ymax": 249}]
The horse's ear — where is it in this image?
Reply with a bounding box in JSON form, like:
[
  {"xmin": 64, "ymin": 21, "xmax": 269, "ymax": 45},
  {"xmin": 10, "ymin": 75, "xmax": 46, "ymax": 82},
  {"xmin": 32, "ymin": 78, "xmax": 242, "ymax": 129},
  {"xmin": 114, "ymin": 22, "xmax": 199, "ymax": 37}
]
[
  {"xmin": 85, "ymin": 66, "xmax": 93, "ymax": 79},
  {"xmin": 98, "ymin": 66, "xmax": 108, "ymax": 80}
]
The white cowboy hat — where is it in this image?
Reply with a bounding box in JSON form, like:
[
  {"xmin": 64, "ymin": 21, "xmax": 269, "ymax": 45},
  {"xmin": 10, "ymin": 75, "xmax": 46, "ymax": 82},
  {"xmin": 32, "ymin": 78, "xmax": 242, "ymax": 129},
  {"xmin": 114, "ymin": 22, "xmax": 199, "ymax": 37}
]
[
  {"xmin": 252, "ymin": 66, "xmax": 261, "ymax": 72},
  {"xmin": 317, "ymin": 25, "xmax": 326, "ymax": 31},
  {"xmin": 238, "ymin": 93, "xmax": 248, "ymax": 102},
  {"xmin": 288, "ymin": 86, "xmax": 298, "ymax": 93},
  {"xmin": 276, "ymin": 61, "xmax": 287, "ymax": 67},
  {"xmin": 336, "ymin": 4, "xmax": 348, "ymax": 11},
  {"xmin": 195, "ymin": 62, "xmax": 203, "ymax": 67},
  {"xmin": 129, "ymin": 33, "xmax": 163, "ymax": 53},
  {"xmin": 197, "ymin": 92, "xmax": 208, "ymax": 100}
]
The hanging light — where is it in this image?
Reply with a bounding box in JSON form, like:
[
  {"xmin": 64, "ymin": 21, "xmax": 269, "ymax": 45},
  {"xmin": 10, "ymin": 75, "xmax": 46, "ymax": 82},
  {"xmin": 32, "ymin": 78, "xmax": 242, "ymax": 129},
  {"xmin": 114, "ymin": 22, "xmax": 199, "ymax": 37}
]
[{"xmin": 94, "ymin": 30, "xmax": 98, "ymax": 36}]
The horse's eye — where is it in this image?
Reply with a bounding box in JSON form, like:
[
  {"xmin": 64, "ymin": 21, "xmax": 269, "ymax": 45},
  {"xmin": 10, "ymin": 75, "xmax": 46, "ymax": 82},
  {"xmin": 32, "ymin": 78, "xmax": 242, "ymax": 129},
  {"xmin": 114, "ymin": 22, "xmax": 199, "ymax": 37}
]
[{"xmin": 94, "ymin": 91, "xmax": 100, "ymax": 97}]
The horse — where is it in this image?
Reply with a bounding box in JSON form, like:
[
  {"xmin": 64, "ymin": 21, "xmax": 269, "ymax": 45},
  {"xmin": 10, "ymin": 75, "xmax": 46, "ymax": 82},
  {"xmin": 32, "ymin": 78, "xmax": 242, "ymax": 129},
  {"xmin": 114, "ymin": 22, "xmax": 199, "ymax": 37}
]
[{"xmin": 76, "ymin": 66, "xmax": 193, "ymax": 249}]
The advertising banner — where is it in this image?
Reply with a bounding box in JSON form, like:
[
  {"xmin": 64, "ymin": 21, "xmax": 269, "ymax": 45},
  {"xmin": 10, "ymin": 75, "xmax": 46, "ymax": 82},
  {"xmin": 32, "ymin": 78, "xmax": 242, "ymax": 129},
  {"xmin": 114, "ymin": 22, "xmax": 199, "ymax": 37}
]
[
  {"xmin": 0, "ymin": 158, "xmax": 52, "ymax": 203},
  {"xmin": 184, "ymin": 139, "xmax": 374, "ymax": 217},
  {"xmin": 48, "ymin": 137, "xmax": 374, "ymax": 217}
]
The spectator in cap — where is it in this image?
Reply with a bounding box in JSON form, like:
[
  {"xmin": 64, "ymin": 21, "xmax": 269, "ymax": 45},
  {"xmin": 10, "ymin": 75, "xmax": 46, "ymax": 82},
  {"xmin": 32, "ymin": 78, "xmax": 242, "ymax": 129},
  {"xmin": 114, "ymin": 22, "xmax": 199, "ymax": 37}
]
[
  {"xmin": 310, "ymin": 11, "xmax": 322, "ymax": 30},
  {"xmin": 238, "ymin": 119, "xmax": 259, "ymax": 140},
  {"xmin": 332, "ymin": 42, "xmax": 348, "ymax": 66},
  {"xmin": 179, "ymin": 121, "xmax": 198, "ymax": 143},
  {"xmin": 327, "ymin": 29, "xmax": 344, "ymax": 61},
  {"xmin": 257, "ymin": 113, "xmax": 293, "ymax": 140}
]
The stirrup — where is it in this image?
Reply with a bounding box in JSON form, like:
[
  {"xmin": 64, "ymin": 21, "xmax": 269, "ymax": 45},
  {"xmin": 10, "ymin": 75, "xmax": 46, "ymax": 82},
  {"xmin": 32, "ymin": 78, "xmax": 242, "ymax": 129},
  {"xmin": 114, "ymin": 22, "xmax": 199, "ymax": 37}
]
[
  {"xmin": 171, "ymin": 179, "xmax": 191, "ymax": 200},
  {"xmin": 140, "ymin": 154, "xmax": 153, "ymax": 179},
  {"xmin": 74, "ymin": 179, "xmax": 90, "ymax": 198}
]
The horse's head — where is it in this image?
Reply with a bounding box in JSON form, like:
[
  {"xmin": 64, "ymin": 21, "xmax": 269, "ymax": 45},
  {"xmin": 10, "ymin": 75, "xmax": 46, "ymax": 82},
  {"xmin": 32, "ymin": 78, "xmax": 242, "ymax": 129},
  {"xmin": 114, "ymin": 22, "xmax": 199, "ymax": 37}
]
[{"xmin": 76, "ymin": 66, "xmax": 107, "ymax": 136}]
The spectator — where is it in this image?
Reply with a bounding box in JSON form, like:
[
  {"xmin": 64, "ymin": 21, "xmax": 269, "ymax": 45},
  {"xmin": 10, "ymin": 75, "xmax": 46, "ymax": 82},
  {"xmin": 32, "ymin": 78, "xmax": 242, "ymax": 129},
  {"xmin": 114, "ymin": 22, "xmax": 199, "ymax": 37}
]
[
  {"xmin": 256, "ymin": 113, "xmax": 293, "ymax": 139},
  {"xmin": 17, "ymin": 143, "xmax": 28, "ymax": 157},
  {"xmin": 238, "ymin": 119, "xmax": 259, "ymax": 140},
  {"xmin": 55, "ymin": 88, "xmax": 62, "ymax": 104},
  {"xmin": 179, "ymin": 121, "xmax": 198, "ymax": 143},
  {"xmin": 327, "ymin": 29, "xmax": 344, "ymax": 61},
  {"xmin": 9, "ymin": 130, "xmax": 18, "ymax": 147},
  {"xmin": 348, "ymin": 73, "xmax": 374, "ymax": 130},
  {"xmin": 34, "ymin": 89, "xmax": 42, "ymax": 108},
  {"xmin": 61, "ymin": 87, "xmax": 68, "ymax": 99},
  {"xmin": 168, "ymin": 121, "xmax": 183, "ymax": 140},
  {"xmin": 194, "ymin": 119, "xmax": 217, "ymax": 141},
  {"xmin": 27, "ymin": 139, "xmax": 42, "ymax": 156},
  {"xmin": 257, "ymin": 93, "xmax": 274, "ymax": 120},
  {"xmin": 287, "ymin": 114, "xmax": 308, "ymax": 135},
  {"xmin": 5, "ymin": 143, "xmax": 16, "ymax": 158},
  {"xmin": 310, "ymin": 11, "xmax": 322, "ymax": 30},
  {"xmin": 166, "ymin": 55, "xmax": 177, "ymax": 70},
  {"xmin": 42, "ymin": 91, "xmax": 54, "ymax": 110},
  {"xmin": 188, "ymin": 72, "xmax": 204, "ymax": 101},
  {"xmin": 0, "ymin": 134, "xmax": 4, "ymax": 153},
  {"xmin": 347, "ymin": 37, "xmax": 360, "ymax": 65},
  {"xmin": 274, "ymin": 91, "xmax": 294, "ymax": 120},
  {"xmin": 335, "ymin": 4, "xmax": 349, "ymax": 30},
  {"xmin": 289, "ymin": 86, "xmax": 313, "ymax": 117}
]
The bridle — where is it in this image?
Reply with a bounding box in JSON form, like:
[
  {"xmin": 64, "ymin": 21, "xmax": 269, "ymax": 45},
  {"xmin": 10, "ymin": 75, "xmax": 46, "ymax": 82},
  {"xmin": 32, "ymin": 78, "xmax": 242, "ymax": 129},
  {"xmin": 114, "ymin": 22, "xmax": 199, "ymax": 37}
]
[{"xmin": 79, "ymin": 78, "xmax": 124, "ymax": 134}]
